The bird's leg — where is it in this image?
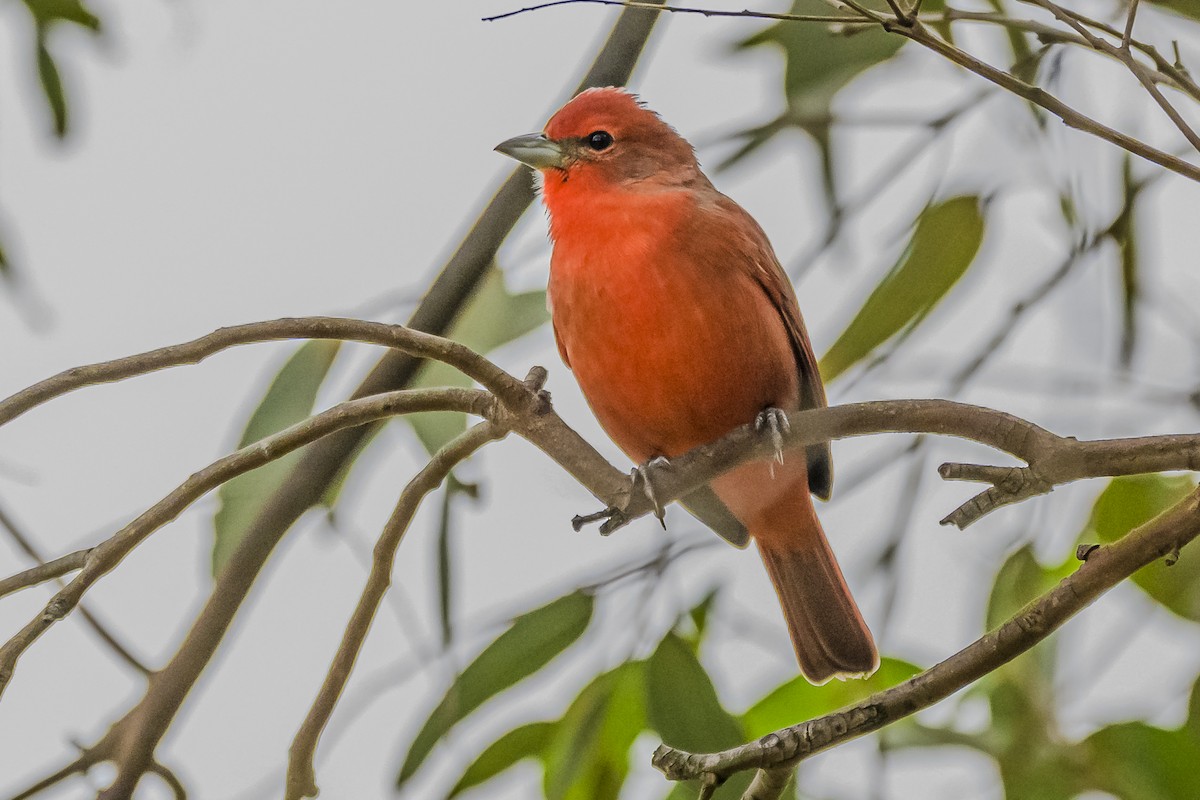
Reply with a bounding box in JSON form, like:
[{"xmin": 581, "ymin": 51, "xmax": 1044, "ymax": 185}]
[
  {"xmin": 632, "ymin": 455, "xmax": 671, "ymax": 529},
  {"xmin": 755, "ymin": 407, "xmax": 791, "ymax": 476}
]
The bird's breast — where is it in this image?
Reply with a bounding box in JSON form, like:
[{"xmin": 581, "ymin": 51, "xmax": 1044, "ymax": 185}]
[{"xmin": 546, "ymin": 193, "xmax": 799, "ymax": 464}]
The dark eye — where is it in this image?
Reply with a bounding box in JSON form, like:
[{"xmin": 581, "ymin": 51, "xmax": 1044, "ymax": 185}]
[{"xmin": 586, "ymin": 130, "xmax": 613, "ymax": 151}]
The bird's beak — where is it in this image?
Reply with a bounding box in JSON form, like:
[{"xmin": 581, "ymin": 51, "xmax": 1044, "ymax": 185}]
[{"xmin": 494, "ymin": 133, "xmax": 567, "ymax": 170}]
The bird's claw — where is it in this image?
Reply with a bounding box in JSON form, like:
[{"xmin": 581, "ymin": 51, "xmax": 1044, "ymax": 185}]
[
  {"xmin": 633, "ymin": 456, "xmax": 671, "ymax": 529},
  {"xmin": 572, "ymin": 506, "xmax": 627, "ymax": 535},
  {"xmin": 755, "ymin": 407, "xmax": 791, "ymax": 465}
]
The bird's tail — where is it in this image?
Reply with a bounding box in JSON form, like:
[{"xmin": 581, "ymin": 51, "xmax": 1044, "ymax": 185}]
[{"xmin": 755, "ymin": 496, "xmax": 878, "ymax": 684}]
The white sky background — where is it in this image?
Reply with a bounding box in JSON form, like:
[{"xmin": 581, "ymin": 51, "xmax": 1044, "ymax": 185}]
[{"xmin": 2, "ymin": 1, "xmax": 1200, "ymax": 798}]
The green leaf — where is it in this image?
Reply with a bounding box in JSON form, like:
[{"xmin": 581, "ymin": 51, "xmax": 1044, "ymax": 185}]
[
  {"xmin": 820, "ymin": 196, "xmax": 985, "ymax": 382},
  {"xmin": 25, "ymin": 0, "xmax": 101, "ymax": 29},
  {"xmin": 733, "ymin": 1, "xmax": 904, "ymax": 199},
  {"xmin": 35, "ymin": 36, "xmax": 68, "ymax": 138},
  {"xmin": 741, "ymin": 657, "xmax": 922, "ymax": 738},
  {"xmin": 1085, "ymin": 722, "xmax": 1200, "ymax": 800},
  {"xmin": 211, "ymin": 340, "xmax": 341, "ymax": 575},
  {"xmin": 1145, "ymin": 0, "xmax": 1200, "ymax": 22},
  {"xmin": 407, "ymin": 265, "xmax": 548, "ymax": 453},
  {"xmin": 396, "ymin": 591, "xmax": 594, "ymax": 788},
  {"xmin": 24, "ymin": 1, "xmax": 102, "ymax": 139},
  {"xmin": 447, "ymin": 721, "xmax": 556, "ymax": 798},
  {"xmin": 1079, "ymin": 474, "xmax": 1200, "ymax": 620},
  {"xmin": 543, "ymin": 661, "xmax": 646, "ymax": 800},
  {"xmin": 647, "ymin": 633, "xmax": 748, "ymax": 799}
]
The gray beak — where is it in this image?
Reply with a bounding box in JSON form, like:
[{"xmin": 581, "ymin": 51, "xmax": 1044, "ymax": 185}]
[{"xmin": 494, "ymin": 133, "xmax": 567, "ymax": 170}]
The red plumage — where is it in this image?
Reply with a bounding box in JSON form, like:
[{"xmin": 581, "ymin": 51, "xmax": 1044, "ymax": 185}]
[{"xmin": 500, "ymin": 87, "xmax": 877, "ymax": 683}]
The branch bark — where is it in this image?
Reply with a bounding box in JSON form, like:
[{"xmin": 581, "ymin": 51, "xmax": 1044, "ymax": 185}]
[
  {"xmin": 649, "ymin": 486, "xmax": 1200, "ymax": 796},
  {"xmin": 284, "ymin": 419, "xmax": 508, "ymax": 800}
]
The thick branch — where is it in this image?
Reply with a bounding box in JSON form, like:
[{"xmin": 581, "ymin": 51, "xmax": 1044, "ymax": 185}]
[
  {"xmin": 571, "ymin": 400, "xmax": 1200, "ymax": 534},
  {"xmin": 653, "ymin": 486, "xmax": 1200, "ymax": 788}
]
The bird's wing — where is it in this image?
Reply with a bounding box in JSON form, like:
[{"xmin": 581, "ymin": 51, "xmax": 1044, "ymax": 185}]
[{"xmin": 721, "ymin": 196, "xmax": 834, "ymax": 500}]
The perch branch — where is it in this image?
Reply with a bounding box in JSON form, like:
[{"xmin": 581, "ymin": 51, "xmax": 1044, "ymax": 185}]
[{"xmin": 649, "ymin": 486, "xmax": 1200, "ymax": 793}]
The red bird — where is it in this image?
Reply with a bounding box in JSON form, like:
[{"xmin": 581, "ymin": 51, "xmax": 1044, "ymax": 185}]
[{"xmin": 496, "ymin": 87, "xmax": 877, "ymax": 683}]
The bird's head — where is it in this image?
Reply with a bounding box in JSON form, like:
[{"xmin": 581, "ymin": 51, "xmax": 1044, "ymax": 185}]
[{"xmin": 495, "ymin": 87, "xmax": 702, "ymax": 193}]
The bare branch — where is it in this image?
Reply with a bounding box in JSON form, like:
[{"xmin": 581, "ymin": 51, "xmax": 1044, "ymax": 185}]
[
  {"xmin": 571, "ymin": 400, "xmax": 1200, "ymax": 535},
  {"xmin": 0, "ymin": 387, "xmax": 489, "ymax": 701},
  {"xmin": 0, "ymin": 317, "xmax": 528, "ymax": 428},
  {"xmin": 654, "ymin": 486, "xmax": 1200, "ymax": 787},
  {"xmin": 0, "ymin": 503, "xmax": 151, "ymax": 676},
  {"xmin": 284, "ymin": 419, "xmax": 507, "ymax": 800},
  {"xmin": 488, "ymin": 0, "xmax": 1200, "ymax": 182},
  {"xmin": 0, "ymin": 547, "xmax": 90, "ymax": 599}
]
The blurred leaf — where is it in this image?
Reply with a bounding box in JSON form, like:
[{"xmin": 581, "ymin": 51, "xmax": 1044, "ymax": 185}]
[
  {"xmin": 544, "ymin": 661, "xmax": 646, "ymax": 800},
  {"xmin": 985, "ymin": 544, "xmax": 1075, "ymax": 630},
  {"xmin": 25, "ymin": 0, "xmax": 101, "ymax": 29},
  {"xmin": 447, "ymin": 721, "xmax": 556, "ymax": 798},
  {"xmin": 408, "ymin": 265, "xmax": 548, "ymax": 453},
  {"xmin": 1085, "ymin": 721, "xmax": 1200, "ymax": 800},
  {"xmin": 742, "ymin": 657, "xmax": 922, "ymax": 738},
  {"xmin": 396, "ymin": 591, "xmax": 594, "ymax": 788},
  {"xmin": 1079, "ymin": 474, "xmax": 1200, "ymax": 620},
  {"xmin": 212, "ymin": 340, "xmax": 341, "ymax": 575},
  {"xmin": 35, "ymin": 37, "xmax": 68, "ymax": 138},
  {"xmin": 685, "ymin": 588, "xmax": 720, "ymax": 646},
  {"xmin": 820, "ymin": 196, "xmax": 985, "ymax": 382},
  {"xmin": 647, "ymin": 633, "xmax": 748, "ymax": 799},
  {"xmin": 733, "ymin": 1, "xmax": 904, "ymax": 199},
  {"xmin": 23, "ymin": 1, "xmax": 102, "ymax": 138},
  {"xmin": 1146, "ymin": 0, "xmax": 1200, "ymax": 22}
]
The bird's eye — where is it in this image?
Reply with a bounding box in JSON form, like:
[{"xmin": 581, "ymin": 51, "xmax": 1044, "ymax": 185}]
[{"xmin": 586, "ymin": 130, "xmax": 614, "ymax": 151}]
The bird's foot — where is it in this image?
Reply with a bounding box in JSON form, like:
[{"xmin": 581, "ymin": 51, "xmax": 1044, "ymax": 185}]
[
  {"xmin": 755, "ymin": 407, "xmax": 791, "ymax": 474},
  {"xmin": 633, "ymin": 456, "xmax": 671, "ymax": 529},
  {"xmin": 572, "ymin": 506, "xmax": 628, "ymax": 535},
  {"xmin": 571, "ymin": 457, "xmax": 670, "ymax": 535}
]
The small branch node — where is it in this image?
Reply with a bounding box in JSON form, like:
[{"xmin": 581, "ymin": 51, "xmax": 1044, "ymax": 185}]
[{"xmin": 1076, "ymin": 543, "xmax": 1101, "ymax": 561}]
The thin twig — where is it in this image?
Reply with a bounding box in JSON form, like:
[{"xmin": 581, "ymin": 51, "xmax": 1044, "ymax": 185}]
[
  {"xmin": 0, "ymin": 317, "xmax": 528, "ymax": 428},
  {"xmin": 654, "ymin": 486, "xmax": 1200, "ymax": 787},
  {"xmin": 0, "ymin": 387, "xmax": 489, "ymax": 701},
  {"xmin": 0, "ymin": 503, "xmax": 151, "ymax": 676},
  {"xmin": 0, "ymin": 547, "xmax": 90, "ymax": 598},
  {"xmin": 489, "ymin": 0, "xmax": 1200, "ymax": 181},
  {"xmin": 284, "ymin": 420, "xmax": 506, "ymax": 800}
]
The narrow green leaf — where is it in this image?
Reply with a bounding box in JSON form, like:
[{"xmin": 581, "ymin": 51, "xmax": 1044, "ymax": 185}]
[
  {"xmin": 1080, "ymin": 474, "xmax": 1200, "ymax": 620},
  {"xmin": 544, "ymin": 661, "xmax": 646, "ymax": 800},
  {"xmin": 741, "ymin": 657, "xmax": 922, "ymax": 738},
  {"xmin": 447, "ymin": 721, "xmax": 556, "ymax": 798},
  {"xmin": 25, "ymin": 0, "xmax": 101, "ymax": 30},
  {"xmin": 211, "ymin": 340, "xmax": 341, "ymax": 575},
  {"xmin": 407, "ymin": 265, "xmax": 548, "ymax": 453},
  {"xmin": 396, "ymin": 591, "xmax": 594, "ymax": 788},
  {"xmin": 35, "ymin": 35, "xmax": 67, "ymax": 138},
  {"xmin": 820, "ymin": 196, "xmax": 984, "ymax": 381},
  {"xmin": 647, "ymin": 633, "xmax": 748, "ymax": 798}
]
